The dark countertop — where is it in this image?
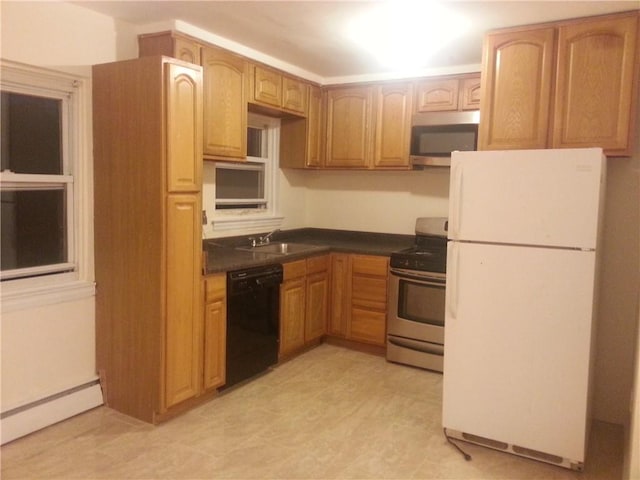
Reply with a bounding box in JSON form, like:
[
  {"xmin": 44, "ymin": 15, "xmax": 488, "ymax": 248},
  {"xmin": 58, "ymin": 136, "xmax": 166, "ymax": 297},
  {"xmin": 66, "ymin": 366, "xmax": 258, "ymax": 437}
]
[{"xmin": 203, "ymin": 228, "xmax": 415, "ymax": 275}]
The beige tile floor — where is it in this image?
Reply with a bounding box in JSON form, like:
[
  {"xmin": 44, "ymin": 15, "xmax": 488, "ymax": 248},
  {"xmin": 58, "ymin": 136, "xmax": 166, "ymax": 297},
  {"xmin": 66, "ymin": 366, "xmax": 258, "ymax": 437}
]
[{"xmin": 1, "ymin": 344, "xmax": 624, "ymax": 480}]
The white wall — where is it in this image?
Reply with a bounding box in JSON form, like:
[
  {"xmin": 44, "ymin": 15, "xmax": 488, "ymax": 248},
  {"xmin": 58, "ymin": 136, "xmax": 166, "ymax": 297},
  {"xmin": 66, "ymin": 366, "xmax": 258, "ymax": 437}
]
[
  {"xmin": 594, "ymin": 154, "xmax": 640, "ymax": 425},
  {"xmin": 299, "ymin": 169, "xmax": 450, "ymax": 233},
  {"xmin": 0, "ymin": 1, "xmax": 139, "ymax": 439}
]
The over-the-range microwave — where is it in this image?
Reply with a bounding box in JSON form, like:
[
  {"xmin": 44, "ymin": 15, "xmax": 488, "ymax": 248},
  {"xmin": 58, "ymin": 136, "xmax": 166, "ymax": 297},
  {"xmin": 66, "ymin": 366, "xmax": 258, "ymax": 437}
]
[{"xmin": 410, "ymin": 110, "xmax": 480, "ymax": 168}]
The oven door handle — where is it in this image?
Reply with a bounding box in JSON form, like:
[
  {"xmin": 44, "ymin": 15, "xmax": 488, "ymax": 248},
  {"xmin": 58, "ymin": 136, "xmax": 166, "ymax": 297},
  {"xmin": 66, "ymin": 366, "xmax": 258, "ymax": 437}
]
[{"xmin": 389, "ymin": 269, "xmax": 445, "ymax": 287}]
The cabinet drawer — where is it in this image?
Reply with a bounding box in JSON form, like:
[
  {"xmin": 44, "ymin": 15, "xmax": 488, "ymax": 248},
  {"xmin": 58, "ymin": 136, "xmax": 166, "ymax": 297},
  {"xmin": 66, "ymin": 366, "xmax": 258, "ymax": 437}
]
[
  {"xmin": 307, "ymin": 254, "xmax": 329, "ymax": 274},
  {"xmin": 350, "ymin": 308, "xmax": 386, "ymax": 345},
  {"xmin": 283, "ymin": 259, "xmax": 307, "ymax": 280},
  {"xmin": 351, "ymin": 255, "xmax": 389, "ymax": 276},
  {"xmin": 351, "ymin": 275, "xmax": 387, "ymax": 310},
  {"xmin": 205, "ymin": 274, "xmax": 226, "ymax": 303}
]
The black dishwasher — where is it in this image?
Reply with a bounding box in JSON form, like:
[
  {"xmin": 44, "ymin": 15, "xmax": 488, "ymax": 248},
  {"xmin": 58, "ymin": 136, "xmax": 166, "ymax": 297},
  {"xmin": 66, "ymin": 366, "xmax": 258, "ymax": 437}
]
[{"xmin": 224, "ymin": 264, "xmax": 283, "ymax": 390}]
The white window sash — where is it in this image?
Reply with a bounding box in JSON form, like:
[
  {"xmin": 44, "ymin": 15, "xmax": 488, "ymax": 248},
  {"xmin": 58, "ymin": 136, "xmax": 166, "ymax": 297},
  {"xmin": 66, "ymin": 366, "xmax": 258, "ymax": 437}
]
[{"xmin": 0, "ymin": 60, "xmax": 82, "ymax": 290}]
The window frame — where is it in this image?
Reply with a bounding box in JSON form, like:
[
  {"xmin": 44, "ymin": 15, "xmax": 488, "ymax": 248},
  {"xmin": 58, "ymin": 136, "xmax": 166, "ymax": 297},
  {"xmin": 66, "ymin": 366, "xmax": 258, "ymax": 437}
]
[
  {"xmin": 0, "ymin": 59, "xmax": 94, "ymax": 312},
  {"xmin": 205, "ymin": 112, "xmax": 283, "ymax": 233}
]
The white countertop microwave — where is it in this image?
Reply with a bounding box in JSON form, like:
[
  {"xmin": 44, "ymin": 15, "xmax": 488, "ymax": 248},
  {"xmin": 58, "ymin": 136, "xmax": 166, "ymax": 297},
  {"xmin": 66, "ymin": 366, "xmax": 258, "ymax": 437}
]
[{"xmin": 410, "ymin": 111, "xmax": 480, "ymax": 168}]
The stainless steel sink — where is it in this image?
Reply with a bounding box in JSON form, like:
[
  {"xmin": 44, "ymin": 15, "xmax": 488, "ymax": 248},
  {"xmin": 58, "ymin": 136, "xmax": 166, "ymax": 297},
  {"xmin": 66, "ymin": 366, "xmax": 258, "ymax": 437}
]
[{"xmin": 237, "ymin": 242, "xmax": 322, "ymax": 255}]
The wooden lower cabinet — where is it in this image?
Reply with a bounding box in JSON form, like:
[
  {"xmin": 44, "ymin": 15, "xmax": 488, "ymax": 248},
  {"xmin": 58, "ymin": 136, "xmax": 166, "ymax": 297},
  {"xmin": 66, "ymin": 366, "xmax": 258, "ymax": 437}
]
[
  {"xmin": 280, "ymin": 274, "xmax": 307, "ymax": 355},
  {"xmin": 328, "ymin": 253, "xmax": 389, "ymax": 347},
  {"xmin": 280, "ymin": 255, "xmax": 329, "ymax": 357},
  {"xmin": 203, "ymin": 274, "xmax": 227, "ymax": 390},
  {"xmin": 164, "ymin": 194, "xmax": 203, "ymax": 409}
]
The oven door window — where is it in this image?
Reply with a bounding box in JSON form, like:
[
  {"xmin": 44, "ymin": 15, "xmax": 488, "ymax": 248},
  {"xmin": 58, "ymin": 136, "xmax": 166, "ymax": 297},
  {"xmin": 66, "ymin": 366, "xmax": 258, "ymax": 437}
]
[{"xmin": 398, "ymin": 279, "xmax": 445, "ymax": 326}]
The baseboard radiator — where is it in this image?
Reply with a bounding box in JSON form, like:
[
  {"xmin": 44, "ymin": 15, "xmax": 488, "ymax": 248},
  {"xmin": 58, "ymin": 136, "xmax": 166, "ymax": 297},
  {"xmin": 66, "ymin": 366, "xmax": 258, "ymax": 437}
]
[{"xmin": 1, "ymin": 379, "xmax": 103, "ymax": 445}]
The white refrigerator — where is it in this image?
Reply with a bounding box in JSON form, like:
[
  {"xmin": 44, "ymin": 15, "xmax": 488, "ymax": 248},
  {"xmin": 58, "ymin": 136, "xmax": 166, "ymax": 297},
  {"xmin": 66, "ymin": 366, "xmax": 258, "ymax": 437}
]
[{"xmin": 442, "ymin": 148, "xmax": 606, "ymax": 471}]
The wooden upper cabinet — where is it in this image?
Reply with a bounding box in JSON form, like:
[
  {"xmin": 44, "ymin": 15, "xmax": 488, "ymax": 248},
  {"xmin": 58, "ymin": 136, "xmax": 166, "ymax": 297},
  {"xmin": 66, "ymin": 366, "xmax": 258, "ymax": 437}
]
[
  {"xmin": 479, "ymin": 27, "xmax": 556, "ymax": 150},
  {"xmin": 249, "ymin": 64, "xmax": 308, "ymax": 115},
  {"xmin": 165, "ymin": 63, "xmax": 202, "ymax": 193},
  {"xmin": 553, "ymin": 13, "xmax": 639, "ymax": 154},
  {"xmin": 460, "ymin": 76, "xmax": 482, "ymax": 110},
  {"xmin": 479, "ymin": 11, "xmax": 639, "ymax": 155},
  {"xmin": 306, "ymin": 85, "xmax": 323, "ymax": 167},
  {"xmin": 139, "ymin": 32, "xmax": 201, "ymax": 65},
  {"xmin": 276, "ymin": 84, "xmax": 322, "ymax": 169},
  {"xmin": 174, "ymin": 37, "xmax": 201, "ymax": 65},
  {"xmin": 252, "ymin": 65, "xmax": 282, "ymax": 108},
  {"xmin": 415, "ymin": 78, "xmax": 459, "ymax": 112},
  {"xmin": 325, "ymin": 86, "xmax": 374, "ymax": 168},
  {"xmin": 373, "ymin": 82, "xmax": 413, "ymax": 169},
  {"xmin": 282, "ymin": 76, "xmax": 307, "ymax": 114},
  {"xmin": 201, "ymin": 45, "xmax": 247, "ymax": 160}
]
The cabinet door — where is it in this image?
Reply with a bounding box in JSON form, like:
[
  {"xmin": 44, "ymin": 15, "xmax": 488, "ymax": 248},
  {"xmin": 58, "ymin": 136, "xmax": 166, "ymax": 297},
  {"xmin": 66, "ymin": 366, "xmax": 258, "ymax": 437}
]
[
  {"xmin": 306, "ymin": 85, "xmax": 323, "ymax": 167},
  {"xmin": 373, "ymin": 82, "xmax": 413, "ymax": 168},
  {"xmin": 329, "ymin": 253, "xmax": 351, "ymax": 337},
  {"xmin": 166, "ymin": 63, "xmax": 202, "ymax": 193},
  {"xmin": 282, "ymin": 76, "xmax": 307, "ymax": 115},
  {"xmin": 325, "ymin": 86, "xmax": 373, "ymax": 168},
  {"xmin": 478, "ymin": 27, "xmax": 556, "ymax": 150},
  {"xmin": 280, "ymin": 278, "xmax": 306, "ymax": 356},
  {"xmin": 203, "ymin": 275, "xmax": 226, "ymax": 390},
  {"xmin": 138, "ymin": 33, "xmax": 201, "ymax": 65},
  {"xmin": 553, "ymin": 13, "xmax": 638, "ymax": 154},
  {"xmin": 305, "ymin": 271, "xmax": 328, "ymax": 342},
  {"xmin": 174, "ymin": 37, "xmax": 201, "ymax": 65},
  {"xmin": 201, "ymin": 46, "xmax": 247, "ymax": 159},
  {"xmin": 164, "ymin": 194, "xmax": 202, "ymax": 409},
  {"xmin": 204, "ymin": 297, "xmax": 226, "ymax": 390},
  {"xmin": 460, "ymin": 76, "xmax": 481, "ymax": 111},
  {"xmin": 415, "ymin": 78, "xmax": 459, "ymax": 112},
  {"xmin": 253, "ymin": 65, "xmax": 282, "ymax": 108},
  {"xmin": 279, "ymin": 85, "xmax": 322, "ymax": 169}
]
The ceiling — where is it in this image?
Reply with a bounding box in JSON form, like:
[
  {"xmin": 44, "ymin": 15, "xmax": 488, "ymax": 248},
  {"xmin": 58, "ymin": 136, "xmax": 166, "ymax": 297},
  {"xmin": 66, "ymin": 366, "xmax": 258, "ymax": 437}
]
[{"xmin": 72, "ymin": 1, "xmax": 639, "ymax": 82}]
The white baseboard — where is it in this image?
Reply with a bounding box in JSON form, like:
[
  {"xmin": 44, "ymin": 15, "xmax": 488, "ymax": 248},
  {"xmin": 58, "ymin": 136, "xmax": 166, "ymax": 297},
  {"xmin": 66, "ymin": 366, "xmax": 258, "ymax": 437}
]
[{"xmin": 1, "ymin": 382, "xmax": 104, "ymax": 445}]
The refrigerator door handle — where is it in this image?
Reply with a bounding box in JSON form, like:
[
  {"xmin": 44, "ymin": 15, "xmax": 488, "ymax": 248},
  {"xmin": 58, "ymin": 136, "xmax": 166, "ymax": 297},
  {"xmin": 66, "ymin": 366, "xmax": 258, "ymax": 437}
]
[
  {"xmin": 446, "ymin": 242, "xmax": 459, "ymax": 321},
  {"xmin": 450, "ymin": 163, "xmax": 463, "ymax": 238}
]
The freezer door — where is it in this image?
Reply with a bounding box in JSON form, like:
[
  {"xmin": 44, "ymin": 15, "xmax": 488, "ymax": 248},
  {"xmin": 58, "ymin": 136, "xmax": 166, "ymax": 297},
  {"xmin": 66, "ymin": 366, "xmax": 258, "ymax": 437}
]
[
  {"xmin": 448, "ymin": 148, "xmax": 605, "ymax": 249},
  {"xmin": 443, "ymin": 241, "xmax": 596, "ymax": 463}
]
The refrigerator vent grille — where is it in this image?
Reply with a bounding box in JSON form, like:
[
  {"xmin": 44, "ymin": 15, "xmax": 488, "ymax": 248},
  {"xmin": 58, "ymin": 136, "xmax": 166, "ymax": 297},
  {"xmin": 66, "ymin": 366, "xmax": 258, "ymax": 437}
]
[
  {"xmin": 512, "ymin": 445, "xmax": 563, "ymax": 465},
  {"xmin": 462, "ymin": 432, "xmax": 508, "ymax": 450}
]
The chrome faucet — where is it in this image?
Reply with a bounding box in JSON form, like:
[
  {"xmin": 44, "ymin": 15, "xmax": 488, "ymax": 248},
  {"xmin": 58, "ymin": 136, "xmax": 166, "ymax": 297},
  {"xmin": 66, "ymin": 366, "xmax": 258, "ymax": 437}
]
[{"xmin": 258, "ymin": 229, "xmax": 280, "ymax": 245}]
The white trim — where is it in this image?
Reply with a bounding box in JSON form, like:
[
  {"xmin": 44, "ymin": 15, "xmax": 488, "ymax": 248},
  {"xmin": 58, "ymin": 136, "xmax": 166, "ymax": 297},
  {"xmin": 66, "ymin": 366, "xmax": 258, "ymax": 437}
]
[
  {"xmin": 137, "ymin": 20, "xmax": 324, "ymax": 85},
  {"xmin": 213, "ymin": 215, "xmax": 284, "ymax": 232},
  {"xmin": 0, "ymin": 381, "xmax": 103, "ymax": 445},
  {"xmin": 207, "ymin": 113, "xmax": 283, "ymax": 234},
  {"xmin": 0, "ymin": 279, "xmax": 95, "ymax": 313},
  {"xmin": 135, "ymin": 20, "xmax": 481, "ymax": 86},
  {"xmin": 1, "ymin": 59, "xmax": 93, "ymax": 303}
]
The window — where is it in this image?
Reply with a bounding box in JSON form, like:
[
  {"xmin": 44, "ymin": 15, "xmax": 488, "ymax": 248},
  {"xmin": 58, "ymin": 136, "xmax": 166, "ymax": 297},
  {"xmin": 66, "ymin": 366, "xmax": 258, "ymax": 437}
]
[
  {"xmin": 214, "ymin": 126, "xmax": 267, "ymax": 210},
  {"xmin": 204, "ymin": 113, "xmax": 282, "ymax": 233},
  {"xmin": 1, "ymin": 92, "xmax": 74, "ymax": 280},
  {"xmin": 0, "ymin": 60, "xmax": 92, "ymax": 310}
]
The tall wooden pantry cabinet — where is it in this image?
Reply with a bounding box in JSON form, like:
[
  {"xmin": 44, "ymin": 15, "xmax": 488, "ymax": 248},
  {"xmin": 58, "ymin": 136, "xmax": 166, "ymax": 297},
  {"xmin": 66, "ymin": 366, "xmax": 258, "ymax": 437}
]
[{"xmin": 93, "ymin": 56, "xmax": 204, "ymax": 423}]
